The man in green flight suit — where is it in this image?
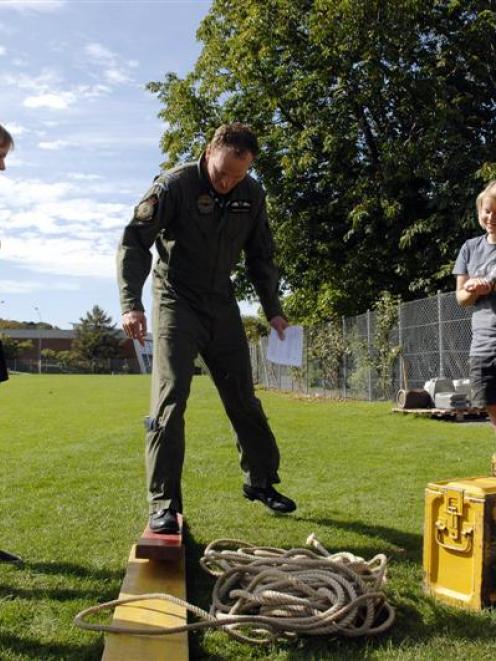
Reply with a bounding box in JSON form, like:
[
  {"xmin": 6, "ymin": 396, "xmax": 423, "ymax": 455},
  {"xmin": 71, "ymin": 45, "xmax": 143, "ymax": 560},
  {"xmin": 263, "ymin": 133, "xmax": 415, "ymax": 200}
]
[{"xmin": 117, "ymin": 123, "xmax": 296, "ymax": 533}]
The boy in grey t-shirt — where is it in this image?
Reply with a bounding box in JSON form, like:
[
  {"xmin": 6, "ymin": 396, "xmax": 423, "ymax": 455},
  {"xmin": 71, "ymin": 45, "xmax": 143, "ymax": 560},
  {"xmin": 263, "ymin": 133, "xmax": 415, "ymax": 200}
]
[{"xmin": 453, "ymin": 180, "xmax": 496, "ymax": 437}]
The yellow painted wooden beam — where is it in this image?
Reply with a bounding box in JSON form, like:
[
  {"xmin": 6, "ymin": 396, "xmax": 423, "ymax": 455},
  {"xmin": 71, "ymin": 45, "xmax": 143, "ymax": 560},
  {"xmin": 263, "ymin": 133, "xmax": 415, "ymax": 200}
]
[{"xmin": 102, "ymin": 545, "xmax": 188, "ymax": 661}]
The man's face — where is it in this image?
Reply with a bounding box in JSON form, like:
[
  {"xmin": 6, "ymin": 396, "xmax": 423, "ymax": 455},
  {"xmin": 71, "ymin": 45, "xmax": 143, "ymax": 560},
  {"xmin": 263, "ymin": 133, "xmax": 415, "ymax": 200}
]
[
  {"xmin": 0, "ymin": 142, "xmax": 10, "ymax": 171},
  {"xmin": 204, "ymin": 145, "xmax": 254, "ymax": 195}
]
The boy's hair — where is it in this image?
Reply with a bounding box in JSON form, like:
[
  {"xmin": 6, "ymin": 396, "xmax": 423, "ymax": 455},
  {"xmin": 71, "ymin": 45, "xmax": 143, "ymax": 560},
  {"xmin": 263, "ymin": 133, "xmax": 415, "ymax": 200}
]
[
  {"xmin": 0, "ymin": 124, "xmax": 14, "ymax": 150},
  {"xmin": 209, "ymin": 123, "xmax": 258, "ymax": 157},
  {"xmin": 476, "ymin": 180, "xmax": 496, "ymax": 214}
]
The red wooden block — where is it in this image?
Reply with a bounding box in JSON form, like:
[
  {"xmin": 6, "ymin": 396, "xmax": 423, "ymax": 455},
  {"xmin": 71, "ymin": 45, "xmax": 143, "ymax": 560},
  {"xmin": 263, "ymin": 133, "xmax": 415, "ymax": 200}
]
[{"xmin": 135, "ymin": 514, "xmax": 183, "ymax": 561}]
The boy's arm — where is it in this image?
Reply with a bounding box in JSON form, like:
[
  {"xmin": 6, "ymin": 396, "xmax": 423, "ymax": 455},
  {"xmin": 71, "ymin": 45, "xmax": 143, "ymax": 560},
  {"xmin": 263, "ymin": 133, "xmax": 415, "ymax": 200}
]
[{"xmin": 456, "ymin": 274, "xmax": 492, "ymax": 306}]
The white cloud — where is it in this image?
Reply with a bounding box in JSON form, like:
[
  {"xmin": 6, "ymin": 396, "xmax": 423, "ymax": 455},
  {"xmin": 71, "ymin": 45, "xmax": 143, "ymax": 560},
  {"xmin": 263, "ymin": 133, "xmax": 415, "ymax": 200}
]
[
  {"xmin": 0, "ymin": 279, "xmax": 78, "ymax": 294},
  {"xmin": 76, "ymin": 83, "xmax": 111, "ymax": 99},
  {"xmin": 0, "ymin": 45, "xmax": 5, "ymax": 55},
  {"xmin": 0, "ymin": 175, "xmax": 130, "ymax": 278},
  {"xmin": 67, "ymin": 173, "xmax": 103, "ymax": 182},
  {"xmin": 0, "ymin": 1, "xmax": 66, "ymax": 13},
  {"xmin": 83, "ymin": 41, "xmax": 133, "ymax": 87},
  {"xmin": 85, "ymin": 42, "xmax": 116, "ymax": 63},
  {"xmin": 2, "ymin": 121, "xmax": 28, "ymax": 136},
  {"xmin": 24, "ymin": 92, "xmax": 75, "ymax": 110},
  {"xmin": 104, "ymin": 68, "xmax": 130, "ymax": 85},
  {"xmin": 0, "ymin": 69, "xmax": 62, "ymax": 91},
  {"xmin": 2, "ymin": 234, "xmax": 119, "ymax": 278},
  {"xmin": 1, "ymin": 68, "xmax": 110, "ymax": 111},
  {"xmin": 38, "ymin": 139, "xmax": 74, "ymax": 150}
]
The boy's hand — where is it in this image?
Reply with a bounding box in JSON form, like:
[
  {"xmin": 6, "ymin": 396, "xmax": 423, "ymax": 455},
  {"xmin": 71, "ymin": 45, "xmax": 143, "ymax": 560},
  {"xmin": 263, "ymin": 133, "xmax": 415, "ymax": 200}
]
[{"xmin": 464, "ymin": 278, "xmax": 493, "ymax": 295}]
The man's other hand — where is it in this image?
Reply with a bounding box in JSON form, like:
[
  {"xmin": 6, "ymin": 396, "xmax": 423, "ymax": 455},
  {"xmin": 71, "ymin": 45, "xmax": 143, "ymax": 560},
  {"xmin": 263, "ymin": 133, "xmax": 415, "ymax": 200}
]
[
  {"xmin": 122, "ymin": 310, "xmax": 147, "ymax": 346},
  {"xmin": 270, "ymin": 315, "xmax": 289, "ymax": 340}
]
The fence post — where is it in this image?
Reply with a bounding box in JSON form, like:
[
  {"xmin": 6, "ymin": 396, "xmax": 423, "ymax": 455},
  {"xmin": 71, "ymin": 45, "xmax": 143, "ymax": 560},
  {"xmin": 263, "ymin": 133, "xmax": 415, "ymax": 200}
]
[
  {"xmin": 259, "ymin": 338, "xmax": 268, "ymax": 387},
  {"xmin": 305, "ymin": 327, "xmax": 309, "ymax": 394},
  {"xmin": 367, "ymin": 309, "xmax": 372, "ymax": 401},
  {"xmin": 398, "ymin": 300, "xmax": 403, "ymax": 390},
  {"xmin": 342, "ymin": 315, "xmax": 347, "ymax": 399},
  {"xmin": 437, "ymin": 290, "xmax": 444, "ymax": 377}
]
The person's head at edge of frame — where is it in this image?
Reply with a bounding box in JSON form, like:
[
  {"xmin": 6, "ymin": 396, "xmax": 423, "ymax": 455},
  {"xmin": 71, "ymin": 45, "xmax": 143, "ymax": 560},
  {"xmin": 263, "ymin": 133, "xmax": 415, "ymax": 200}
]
[
  {"xmin": 477, "ymin": 180, "xmax": 496, "ymax": 236},
  {"xmin": 204, "ymin": 123, "xmax": 259, "ymax": 196},
  {"xmin": 0, "ymin": 123, "xmax": 14, "ymax": 172}
]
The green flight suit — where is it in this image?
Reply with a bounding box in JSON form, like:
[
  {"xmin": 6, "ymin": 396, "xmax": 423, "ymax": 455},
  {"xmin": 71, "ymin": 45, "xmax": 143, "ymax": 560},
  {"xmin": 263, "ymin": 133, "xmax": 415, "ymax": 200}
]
[{"xmin": 117, "ymin": 157, "xmax": 283, "ymax": 512}]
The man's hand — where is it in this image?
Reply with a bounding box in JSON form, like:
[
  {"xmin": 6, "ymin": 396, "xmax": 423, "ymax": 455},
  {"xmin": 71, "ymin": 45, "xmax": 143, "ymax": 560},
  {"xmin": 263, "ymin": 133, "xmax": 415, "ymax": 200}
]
[
  {"xmin": 122, "ymin": 310, "xmax": 147, "ymax": 346},
  {"xmin": 270, "ymin": 315, "xmax": 289, "ymax": 340},
  {"xmin": 464, "ymin": 278, "xmax": 493, "ymax": 295}
]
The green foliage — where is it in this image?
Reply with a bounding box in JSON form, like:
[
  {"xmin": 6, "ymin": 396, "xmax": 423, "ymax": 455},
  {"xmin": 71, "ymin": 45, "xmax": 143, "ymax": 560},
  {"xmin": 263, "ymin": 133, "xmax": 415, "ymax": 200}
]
[
  {"xmin": 41, "ymin": 348, "xmax": 78, "ymax": 371},
  {"xmin": 346, "ymin": 292, "xmax": 400, "ymax": 399},
  {"xmin": 309, "ymin": 319, "xmax": 347, "ymax": 391},
  {"xmin": 372, "ymin": 291, "xmax": 402, "ymax": 399},
  {"xmin": 71, "ymin": 305, "xmax": 122, "ymax": 373},
  {"xmin": 0, "ymin": 334, "xmax": 34, "ymax": 360},
  {"xmin": 148, "ymin": 0, "xmax": 496, "ymax": 318},
  {"xmin": 0, "ymin": 318, "xmax": 56, "ymax": 330},
  {"xmin": 242, "ymin": 315, "xmax": 269, "ymax": 342}
]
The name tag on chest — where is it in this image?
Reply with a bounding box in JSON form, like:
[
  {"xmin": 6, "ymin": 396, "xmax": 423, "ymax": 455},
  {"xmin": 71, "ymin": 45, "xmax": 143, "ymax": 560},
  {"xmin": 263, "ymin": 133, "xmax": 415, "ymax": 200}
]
[{"xmin": 228, "ymin": 200, "xmax": 252, "ymax": 214}]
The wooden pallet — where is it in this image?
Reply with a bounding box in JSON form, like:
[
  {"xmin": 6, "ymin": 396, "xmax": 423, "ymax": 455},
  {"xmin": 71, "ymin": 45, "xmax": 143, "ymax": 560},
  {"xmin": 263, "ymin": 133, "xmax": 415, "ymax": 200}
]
[{"xmin": 392, "ymin": 406, "xmax": 488, "ymax": 421}]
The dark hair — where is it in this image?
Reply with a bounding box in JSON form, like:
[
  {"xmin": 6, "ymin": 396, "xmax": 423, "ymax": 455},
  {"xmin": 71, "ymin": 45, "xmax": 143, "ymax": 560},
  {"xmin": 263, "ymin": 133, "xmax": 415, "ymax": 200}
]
[
  {"xmin": 209, "ymin": 123, "xmax": 258, "ymax": 157},
  {"xmin": 0, "ymin": 124, "xmax": 14, "ymax": 150}
]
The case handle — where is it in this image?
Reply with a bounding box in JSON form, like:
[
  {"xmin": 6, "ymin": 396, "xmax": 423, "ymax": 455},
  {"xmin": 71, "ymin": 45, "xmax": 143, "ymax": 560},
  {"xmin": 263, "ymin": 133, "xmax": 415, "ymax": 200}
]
[{"xmin": 435, "ymin": 521, "xmax": 473, "ymax": 553}]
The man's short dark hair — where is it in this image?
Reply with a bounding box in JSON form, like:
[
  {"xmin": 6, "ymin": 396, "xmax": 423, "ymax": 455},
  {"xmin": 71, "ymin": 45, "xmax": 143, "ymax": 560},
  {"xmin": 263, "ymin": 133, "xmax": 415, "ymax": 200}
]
[
  {"xmin": 0, "ymin": 124, "xmax": 14, "ymax": 150},
  {"xmin": 210, "ymin": 123, "xmax": 258, "ymax": 157}
]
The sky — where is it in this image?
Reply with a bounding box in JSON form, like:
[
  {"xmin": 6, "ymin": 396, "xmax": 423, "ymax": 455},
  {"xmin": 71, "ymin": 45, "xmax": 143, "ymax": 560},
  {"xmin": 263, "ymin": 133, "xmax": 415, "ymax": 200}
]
[{"xmin": 0, "ymin": 0, "xmax": 258, "ymax": 329}]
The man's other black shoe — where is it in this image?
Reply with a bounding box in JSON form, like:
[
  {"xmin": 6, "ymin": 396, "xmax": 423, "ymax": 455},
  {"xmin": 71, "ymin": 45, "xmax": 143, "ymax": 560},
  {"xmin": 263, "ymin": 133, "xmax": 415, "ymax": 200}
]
[
  {"xmin": 243, "ymin": 485, "xmax": 297, "ymax": 514},
  {"xmin": 149, "ymin": 508, "xmax": 180, "ymax": 534}
]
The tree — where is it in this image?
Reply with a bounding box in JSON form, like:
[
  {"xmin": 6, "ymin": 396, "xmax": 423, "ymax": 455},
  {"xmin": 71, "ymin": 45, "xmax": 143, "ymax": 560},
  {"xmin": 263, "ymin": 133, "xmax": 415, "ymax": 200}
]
[
  {"xmin": 0, "ymin": 319, "xmax": 57, "ymax": 330},
  {"xmin": 242, "ymin": 315, "xmax": 269, "ymax": 343},
  {"xmin": 148, "ymin": 0, "xmax": 496, "ymax": 321},
  {"xmin": 72, "ymin": 306, "xmax": 122, "ymax": 372},
  {"xmin": 0, "ymin": 335, "xmax": 34, "ymax": 360}
]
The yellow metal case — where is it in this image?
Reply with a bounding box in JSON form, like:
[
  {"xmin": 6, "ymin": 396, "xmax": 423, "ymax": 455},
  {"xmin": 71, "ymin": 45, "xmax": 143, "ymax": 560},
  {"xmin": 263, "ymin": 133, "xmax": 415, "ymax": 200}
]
[{"xmin": 423, "ymin": 476, "xmax": 496, "ymax": 610}]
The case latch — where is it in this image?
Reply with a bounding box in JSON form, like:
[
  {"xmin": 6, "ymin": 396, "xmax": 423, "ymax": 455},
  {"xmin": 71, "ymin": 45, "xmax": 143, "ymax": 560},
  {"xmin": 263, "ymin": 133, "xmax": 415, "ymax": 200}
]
[{"xmin": 435, "ymin": 487, "xmax": 473, "ymax": 552}]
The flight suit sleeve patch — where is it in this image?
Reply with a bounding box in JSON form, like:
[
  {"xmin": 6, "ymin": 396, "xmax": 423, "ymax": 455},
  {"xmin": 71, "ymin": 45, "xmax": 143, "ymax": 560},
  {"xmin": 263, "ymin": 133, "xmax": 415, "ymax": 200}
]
[
  {"xmin": 133, "ymin": 180, "xmax": 167, "ymax": 223},
  {"xmin": 135, "ymin": 198, "xmax": 157, "ymax": 221}
]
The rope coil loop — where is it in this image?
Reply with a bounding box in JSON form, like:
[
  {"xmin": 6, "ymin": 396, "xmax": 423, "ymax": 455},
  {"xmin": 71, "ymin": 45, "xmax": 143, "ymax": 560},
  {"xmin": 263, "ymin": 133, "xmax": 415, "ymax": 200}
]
[{"xmin": 74, "ymin": 534, "xmax": 395, "ymax": 645}]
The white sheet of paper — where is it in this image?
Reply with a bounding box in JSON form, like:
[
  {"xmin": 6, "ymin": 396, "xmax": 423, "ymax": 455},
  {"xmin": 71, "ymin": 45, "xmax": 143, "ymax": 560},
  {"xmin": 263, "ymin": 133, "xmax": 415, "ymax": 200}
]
[{"xmin": 266, "ymin": 325, "xmax": 303, "ymax": 367}]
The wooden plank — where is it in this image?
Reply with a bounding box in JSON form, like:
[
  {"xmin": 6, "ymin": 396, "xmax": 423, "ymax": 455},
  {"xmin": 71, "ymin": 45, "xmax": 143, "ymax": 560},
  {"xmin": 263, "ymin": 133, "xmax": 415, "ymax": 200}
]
[
  {"xmin": 135, "ymin": 514, "xmax": 183, "ymax": 561},
  {"xmin": 102, "ymin": 545, "xmax": 188, "ymax": 661}
]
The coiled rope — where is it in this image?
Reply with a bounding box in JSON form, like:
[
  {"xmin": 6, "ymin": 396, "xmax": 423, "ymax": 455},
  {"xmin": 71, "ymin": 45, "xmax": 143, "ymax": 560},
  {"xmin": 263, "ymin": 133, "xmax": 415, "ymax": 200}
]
[{"xmin": 74, "ymin": 533, "xmax": 395, "ymax": 645}]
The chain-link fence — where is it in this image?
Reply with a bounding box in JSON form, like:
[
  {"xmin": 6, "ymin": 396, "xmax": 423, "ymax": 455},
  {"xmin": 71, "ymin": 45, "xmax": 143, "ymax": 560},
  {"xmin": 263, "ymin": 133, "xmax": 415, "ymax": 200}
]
[{"xmin": 250, "ymin": 291, "xmax": 472, "ymax": 401}]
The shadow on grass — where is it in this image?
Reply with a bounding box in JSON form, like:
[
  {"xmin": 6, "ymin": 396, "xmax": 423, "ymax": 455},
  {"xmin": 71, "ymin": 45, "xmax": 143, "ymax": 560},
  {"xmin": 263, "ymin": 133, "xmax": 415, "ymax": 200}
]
[
  {"xmin": 183, "ymin": 526, "xmax": 233, "ymax": 661},
  {"xmin": 22, "ymin": 560, "xmax": 124, "ymax": 581},
  {"xmin": 0, "ymin": 631, "xmax": 103, "ymax": 661},
  {"xmin": 0, "ymin": 560, "xmax": 123, "ymax": 602},
  {"xmin": 295, "ymin": 514, "xmax": 423, "ymax": 563}
]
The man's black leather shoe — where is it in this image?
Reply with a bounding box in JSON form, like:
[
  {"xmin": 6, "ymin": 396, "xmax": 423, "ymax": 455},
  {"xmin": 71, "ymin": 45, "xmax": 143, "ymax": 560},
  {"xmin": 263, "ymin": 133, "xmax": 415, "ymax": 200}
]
[
  {"xmin": 243, "ymin": 485, "xmax": 297, "ymax": 514},
  {"xmin": 149, "ymin": 508, "xmax": 180, "ymax": 534}
]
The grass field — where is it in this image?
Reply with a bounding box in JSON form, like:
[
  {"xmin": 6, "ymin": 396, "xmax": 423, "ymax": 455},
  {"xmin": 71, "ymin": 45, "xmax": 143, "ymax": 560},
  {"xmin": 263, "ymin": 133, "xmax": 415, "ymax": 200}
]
[{"xmin": 1, "ymin": 374, "xmax": 496, "ymax": 660}]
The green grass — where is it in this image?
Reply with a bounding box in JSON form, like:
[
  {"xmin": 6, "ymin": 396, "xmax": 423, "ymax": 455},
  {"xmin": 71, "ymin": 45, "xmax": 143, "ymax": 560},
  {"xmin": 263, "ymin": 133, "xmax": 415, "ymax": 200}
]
[{"xmin": 1, "ymin": 375, "xmax": 496, "ymax": 660}]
